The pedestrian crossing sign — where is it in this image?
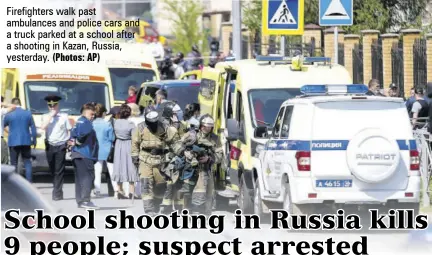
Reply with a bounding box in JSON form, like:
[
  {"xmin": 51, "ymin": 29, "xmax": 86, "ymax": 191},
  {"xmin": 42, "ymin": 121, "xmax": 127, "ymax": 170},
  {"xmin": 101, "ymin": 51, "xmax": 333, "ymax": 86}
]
[
  {"xmin": 319, "ymin": 0, "xmax": 353, "ymax": 26},
  {"xmin": 262, "ymin": 0, "xmax": 304, "ymax": 35}
]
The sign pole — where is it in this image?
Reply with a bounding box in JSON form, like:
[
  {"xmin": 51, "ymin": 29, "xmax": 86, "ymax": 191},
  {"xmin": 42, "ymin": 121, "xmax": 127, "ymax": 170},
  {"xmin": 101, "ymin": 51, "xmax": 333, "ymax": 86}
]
[
  {"xmin": 232, "ymin": 0, "xmax": 242, "ymax": 59},
  {"xmin": 280, "ymin": 36, "xmax": 286, "ymax": 56},
  {"xmin": 334, "ymin": 26, "xmax": 338, "ymax": 64},
  {"xmin": 319, "ymin": 0, "xmax": 353, "ymax": 64}
]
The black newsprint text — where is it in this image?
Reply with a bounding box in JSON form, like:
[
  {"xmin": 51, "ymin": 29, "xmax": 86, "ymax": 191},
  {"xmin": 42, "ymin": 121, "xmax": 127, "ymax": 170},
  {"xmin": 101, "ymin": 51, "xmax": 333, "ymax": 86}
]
[{"xmin": 2, "ymin": 209, "xmax": 428, "ymax": 254}]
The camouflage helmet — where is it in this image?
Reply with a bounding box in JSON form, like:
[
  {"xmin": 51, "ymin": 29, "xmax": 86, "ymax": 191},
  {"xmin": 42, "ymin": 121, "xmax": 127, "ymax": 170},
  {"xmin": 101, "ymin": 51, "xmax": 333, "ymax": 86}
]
[
  {"xmin": 159, "ymin": 101, "xmax": 176, "ymax": 119},
  {"xmin": 199, "ymin": 114, "xmax": 214, "ymax": 128}
]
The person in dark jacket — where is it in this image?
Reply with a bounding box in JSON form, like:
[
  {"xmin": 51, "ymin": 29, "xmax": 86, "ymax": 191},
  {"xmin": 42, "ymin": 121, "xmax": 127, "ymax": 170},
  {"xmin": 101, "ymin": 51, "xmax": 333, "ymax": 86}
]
[
  {"xmin": 427, "ymin": 82, "xmax": 432, "ymax": 133},
  {"xmin": 70, "ymin": 103, "xmax": 99, "ymax": 209},
  {"xmin": 411, "ymin": 88, "xmax": 429, "ymax": 129},
  {"xmin": 3, "ymin": 98, "xmax": 36, "ymax": 182},
  {"xmin": 365, "ymin": 79, "xmax": 385, "ymax": 96}
]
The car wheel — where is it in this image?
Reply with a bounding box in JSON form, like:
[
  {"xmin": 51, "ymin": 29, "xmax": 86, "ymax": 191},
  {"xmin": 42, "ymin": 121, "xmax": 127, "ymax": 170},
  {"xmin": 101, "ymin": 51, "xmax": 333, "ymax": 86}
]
[
  {"xmin": 282, "ymin": 182, "xmax": 310, "ymax": 215},
  {"xmin": 238, "ymin": 174, "xmax": 253, "ymax": 213},
  {"xmin": 253, "ymin": 179, "xmax": 264, "ymax": 217},
  {"xmin": 215, "ymin": 193, "xmax": 230, "ymax": 210}
]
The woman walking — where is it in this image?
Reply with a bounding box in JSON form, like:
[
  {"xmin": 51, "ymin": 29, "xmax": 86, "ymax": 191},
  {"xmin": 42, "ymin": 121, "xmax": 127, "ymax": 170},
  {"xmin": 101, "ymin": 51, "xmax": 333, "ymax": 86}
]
[
  {"xmin": 112, "ymin": 104, "xmax": 139, "ymax": 200},
  {"xmin": 127, "ymin": 103, "xmax": 145, "ymax": 198},
  {"xmin": 92, "ymin": 104, "xmax": 116, "ymax": 197}
]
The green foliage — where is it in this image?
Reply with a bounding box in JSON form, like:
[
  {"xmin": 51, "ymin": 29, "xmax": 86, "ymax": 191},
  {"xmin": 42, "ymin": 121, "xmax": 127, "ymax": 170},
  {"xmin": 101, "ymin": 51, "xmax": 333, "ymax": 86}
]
[
  {"xmin": 381, "ymin": 0, "xmax": 427, "ymax": 30},
  {"xmin": 242, "ymin": 0, "xmax": 262, "ymax": 35},
  {"xmin": 343, "ymin": 0, "xmax": 390, "ymax": 34},
  {"xmin": 304, "ymin": 0, "xmax": 319, "ymax": 25},
  {"xmin": 162, "ymin": 0, "xmax": 207, "ymax": 53}
]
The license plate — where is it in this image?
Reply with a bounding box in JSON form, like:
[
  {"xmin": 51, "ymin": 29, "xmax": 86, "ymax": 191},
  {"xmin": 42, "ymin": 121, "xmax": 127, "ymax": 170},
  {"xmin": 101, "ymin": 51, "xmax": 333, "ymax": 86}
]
[{"xmin": 316, "ymin": 180, "xmax": 352, "ymax": 188}]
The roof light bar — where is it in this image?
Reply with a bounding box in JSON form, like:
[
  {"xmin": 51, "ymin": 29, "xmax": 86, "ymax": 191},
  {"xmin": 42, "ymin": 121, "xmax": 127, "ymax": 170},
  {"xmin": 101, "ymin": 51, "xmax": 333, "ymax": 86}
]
[
  {"xmin": 255, "ymin": 55, "xmax": 331, "ymax": 63},
  {"xmin": 256, "ymin": 55, "xmax": 291, "ymax": 61},
  {"xmin": 304, "ymin": 57, "xmax": 331, "ymax": 63},
  {"xmin": 300, "ymin": 84, "xmax": 369, "ymax": 95}
]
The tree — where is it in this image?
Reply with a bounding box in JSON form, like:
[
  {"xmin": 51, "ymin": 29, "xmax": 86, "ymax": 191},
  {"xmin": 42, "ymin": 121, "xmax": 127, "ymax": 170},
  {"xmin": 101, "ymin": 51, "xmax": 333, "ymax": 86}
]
[
  {"xmin": 344, "ymin": 0, "xmax": 390, "ymax": 33},
  {"xmin": 242, "ymin": 0, "xmax": 262, "ymax": 36},
  {"xmin": 162, "ymin": 0, "xmax": 207, "ymax": 54},
  {"xmin": 381, "ymin": 0, "xmax": 428, "ymax": 31},
  {"xmin": 304, "ymin": 0, "xmax": 319, "ymax": 25}
]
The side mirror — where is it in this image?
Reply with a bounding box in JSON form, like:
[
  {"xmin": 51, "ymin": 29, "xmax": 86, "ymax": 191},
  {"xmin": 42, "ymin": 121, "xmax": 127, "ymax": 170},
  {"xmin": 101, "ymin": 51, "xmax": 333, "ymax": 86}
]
[
  {"xmin": 254, "ymin": 126, "xmax": 269, "ymax": 138},
  {"xmin": 226, "ymin": 119, "xmax": 240, "ymax": 141},
  {"xmin": 255, "ymin": 144, "xmax": 265, "ymax": 156}
]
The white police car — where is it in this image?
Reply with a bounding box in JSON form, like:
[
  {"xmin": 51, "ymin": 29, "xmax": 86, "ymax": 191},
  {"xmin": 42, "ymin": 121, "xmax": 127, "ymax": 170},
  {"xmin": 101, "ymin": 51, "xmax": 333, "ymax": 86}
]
[{"xmin": 253, "ymin": 84, "xmax": 421, "ymax": 215}]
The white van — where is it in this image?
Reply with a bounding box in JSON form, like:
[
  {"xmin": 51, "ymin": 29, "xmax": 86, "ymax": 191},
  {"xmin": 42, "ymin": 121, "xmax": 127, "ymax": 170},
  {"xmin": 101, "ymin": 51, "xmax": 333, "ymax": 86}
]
[{"xmin": 251, "ymin": 84, "xmax": 420, "ymax": 215}]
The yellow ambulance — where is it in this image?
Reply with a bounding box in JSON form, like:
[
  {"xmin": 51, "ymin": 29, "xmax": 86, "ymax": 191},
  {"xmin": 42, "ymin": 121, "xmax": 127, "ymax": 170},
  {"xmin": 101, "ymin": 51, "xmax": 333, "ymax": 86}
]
[
  {"xmin": 179, "ymin": 70, "xmax": 202, "ymax": 80},
  {"xmin": 1, "ymin": 65, "xmax": 113, "ymax": 172},
  {"xmin": 105, "ymin": 42, "xmax": 160, "ymax": 106},
  {"xmin": 199, "ymin": 56, "xmax": 353, "ymax": 212}
]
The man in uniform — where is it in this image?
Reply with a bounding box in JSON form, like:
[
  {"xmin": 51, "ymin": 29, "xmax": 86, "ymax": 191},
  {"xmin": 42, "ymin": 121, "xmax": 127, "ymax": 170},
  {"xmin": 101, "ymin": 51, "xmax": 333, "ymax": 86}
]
[
  {"xmin": 155, "ymin": 101, "xmax": 185, "ymax": 213},
  {"xmin": 131, "ymin": 105, "xmax": 179, "ymax": 215},
  {"xmin": 39, "ymin": 95, "xmax": 71, "ymax": 200},
  {"xmin": 192, "ymin": 114, "xmax": 223, "ymax": 214}
]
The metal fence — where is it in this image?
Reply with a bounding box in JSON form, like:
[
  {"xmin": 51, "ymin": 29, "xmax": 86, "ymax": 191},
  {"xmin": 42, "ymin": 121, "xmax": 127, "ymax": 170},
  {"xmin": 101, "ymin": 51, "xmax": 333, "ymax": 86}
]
[
  {"xmin": 229, "ymin": 32, "xmax": 249, "ymax": 59},
  {"xmin": 391, "ymin": 41, "xmax": 404, "ymax": 96},
  {"xmin": 372, "ymin": 38, "xmax": 384, "ymax": 86},
  {"xmin": 352, "ymin": 43, "xmax": 364, "ymax": 84},
  {"xmin": 338, "ymin": 43, "xmax": 345, "ymax": 66},
  {"xmin": 413, "ymin": 127, "xmax": 432, "ymax": 208},
  {"xmin": 413, "ymin": 38, "xmax": 427, "ymax": 88},
  {"xmin": 228, "ymin": 34, "xmax": 324, "ymax": 58}
]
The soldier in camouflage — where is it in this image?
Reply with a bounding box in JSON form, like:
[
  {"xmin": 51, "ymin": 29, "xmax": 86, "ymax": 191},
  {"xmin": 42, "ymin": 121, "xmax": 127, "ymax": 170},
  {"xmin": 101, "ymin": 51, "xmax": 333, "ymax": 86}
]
[
  {"xmin": 192, "ymin": 114, "xmax": 223, "ymax": 214},
  {"xmin": 131, "ymin": 106, "xmax": 179, "ymax": 215},
  {"xmin": 156, "ymin": 101, "xmax": 184, "ymax": 213},
  {"xmin": 163, "ymin": 129, "xmax": 201, "ymax": 211}
]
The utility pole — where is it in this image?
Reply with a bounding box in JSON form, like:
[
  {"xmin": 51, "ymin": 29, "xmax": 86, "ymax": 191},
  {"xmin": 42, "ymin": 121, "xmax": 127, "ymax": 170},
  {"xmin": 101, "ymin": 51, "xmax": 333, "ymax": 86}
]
[{"xmin": 232, "ymin": 0, "xmax": 242, "ymax": 60}]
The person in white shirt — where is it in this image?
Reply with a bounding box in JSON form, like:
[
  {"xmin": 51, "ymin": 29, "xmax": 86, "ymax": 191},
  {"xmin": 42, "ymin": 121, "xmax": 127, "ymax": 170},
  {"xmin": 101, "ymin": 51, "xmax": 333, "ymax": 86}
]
[
  {"xmin": 1, "ymin": 96, "xmax": 16, "ymax": 164},
  {"xmin": 39, "ymin": 95, "xmax": 71, "ymax": 201}
]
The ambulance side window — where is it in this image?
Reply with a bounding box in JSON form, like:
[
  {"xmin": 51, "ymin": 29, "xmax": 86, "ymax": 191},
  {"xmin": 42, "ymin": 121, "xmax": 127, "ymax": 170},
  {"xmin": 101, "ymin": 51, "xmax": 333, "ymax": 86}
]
[
  {"xmin": 280, "ymin": 106, "xmax": 293, "ymax": 139},
  {"xmin": 272, "ymin": 107, "xmax": 285, "ymax": 138},
  {"xmin": 236, "ymin": 91, "xmax": 246, "ymax": 141}
]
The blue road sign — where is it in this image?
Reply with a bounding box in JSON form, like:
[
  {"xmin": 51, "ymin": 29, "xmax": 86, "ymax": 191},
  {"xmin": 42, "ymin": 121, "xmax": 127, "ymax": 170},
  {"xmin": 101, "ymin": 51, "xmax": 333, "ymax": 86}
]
[
  {"xmin": 262, "ymin": 0, "xmax": 304, "ymax": 35},
  {"xmin": 319, "ymin": 0, "xmax": 353, "ymax": 26}
]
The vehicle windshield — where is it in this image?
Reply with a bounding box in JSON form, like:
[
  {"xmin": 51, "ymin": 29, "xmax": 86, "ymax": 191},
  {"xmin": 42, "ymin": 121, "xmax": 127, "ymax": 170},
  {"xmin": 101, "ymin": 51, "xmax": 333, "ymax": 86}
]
[
  {"xmin": 143, "ymin": 84, "xmax": 200, "ymax": 110},
  {"xmin": 248, "ymin": 88, "xmax": 301, "ymax": 127},
  {"xmin": 109, "ymin": 68, "xmax": 157, "ymax": 101},
  {"xmin": 24, "ymin": 81, "xmax": 110, "ymax": 115}
]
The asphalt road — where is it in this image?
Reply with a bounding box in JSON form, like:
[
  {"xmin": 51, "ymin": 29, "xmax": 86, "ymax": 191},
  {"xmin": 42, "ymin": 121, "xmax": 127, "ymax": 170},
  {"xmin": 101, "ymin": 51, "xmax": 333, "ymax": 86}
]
[{"xmin": 13, "ymin": 174, "xmax": 428, "ymax": 255}]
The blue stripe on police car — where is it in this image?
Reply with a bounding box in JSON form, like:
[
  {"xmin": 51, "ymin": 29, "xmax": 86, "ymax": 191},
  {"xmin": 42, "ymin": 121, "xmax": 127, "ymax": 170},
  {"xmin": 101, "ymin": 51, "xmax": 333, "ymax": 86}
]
[{"xmin": 264, "ymin": 139, "xmax": 416, "ymax": 151}]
